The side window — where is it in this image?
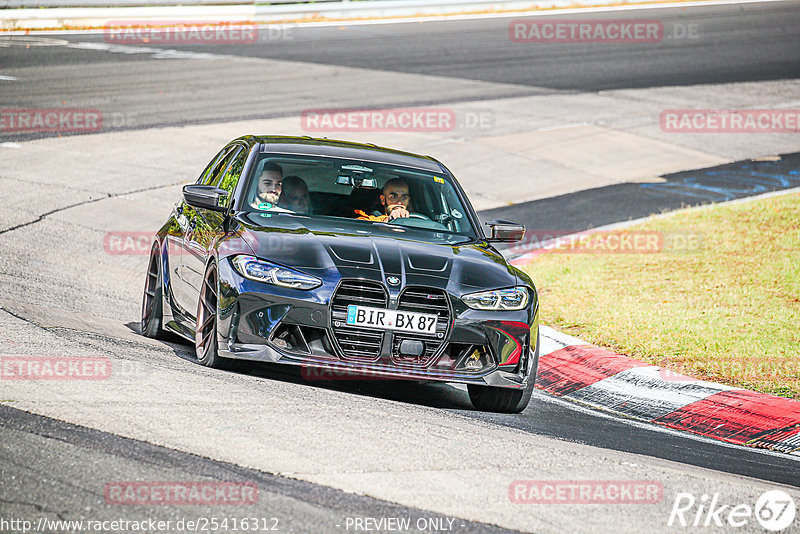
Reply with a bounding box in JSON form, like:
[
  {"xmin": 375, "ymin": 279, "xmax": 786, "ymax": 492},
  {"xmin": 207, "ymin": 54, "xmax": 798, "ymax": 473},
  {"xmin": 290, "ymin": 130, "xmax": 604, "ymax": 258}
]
[
  {"xmin": 217, "ymin": 149, "xmax": 247, "ymax": 208},
  {"xmin": 197, "ymin": 147, "xmax": 230, "ymax": 185},
  {"xmin": 441, "ymin": 184, "xmax": 466, "ymax": 233},
  {"xmin": 199, "ymin": 145, "xmax": 238, "ymax": 186}
]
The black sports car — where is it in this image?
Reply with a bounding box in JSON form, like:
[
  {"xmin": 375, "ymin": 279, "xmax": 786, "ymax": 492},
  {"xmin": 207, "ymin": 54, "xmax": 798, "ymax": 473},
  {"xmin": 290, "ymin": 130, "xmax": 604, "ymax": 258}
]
[{"xmin": 141, "ymin": 136, "xmax": 539, "ymax": 413}]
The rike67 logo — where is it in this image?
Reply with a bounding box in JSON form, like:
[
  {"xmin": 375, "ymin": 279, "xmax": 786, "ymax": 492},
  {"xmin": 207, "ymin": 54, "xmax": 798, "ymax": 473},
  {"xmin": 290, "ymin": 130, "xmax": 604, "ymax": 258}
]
[{"xmin": 668, "ymin": 490, "xmax": 796, "ymax": 531}]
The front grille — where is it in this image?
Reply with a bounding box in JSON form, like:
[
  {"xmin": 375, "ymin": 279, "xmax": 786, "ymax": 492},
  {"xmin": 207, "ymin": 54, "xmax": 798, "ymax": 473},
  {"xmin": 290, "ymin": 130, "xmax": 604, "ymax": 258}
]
[
  {"xmin": 330, "ymin": 280, "xmax": 388, "ymax": 361},
  {"xmin": 392, "ymin": 287, "xmax": 450, "ymax": 366}
]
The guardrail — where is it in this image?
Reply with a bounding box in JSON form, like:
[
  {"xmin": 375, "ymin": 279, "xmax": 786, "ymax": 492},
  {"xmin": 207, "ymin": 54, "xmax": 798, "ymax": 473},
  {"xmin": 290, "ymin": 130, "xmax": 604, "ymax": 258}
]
[
  {"xmin": 0, "ymin": 0, "xmax": 338, "ymax": 7},
  {"xmin": 0, "ymin": 0, "xmax": 662, "ymax": 30}
]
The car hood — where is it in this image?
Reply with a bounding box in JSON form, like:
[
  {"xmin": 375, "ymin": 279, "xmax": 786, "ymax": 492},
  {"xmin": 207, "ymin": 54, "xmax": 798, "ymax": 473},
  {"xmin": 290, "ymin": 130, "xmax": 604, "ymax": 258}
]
[{"xmin": 234, "ymin": 213, "xmax": 518, "ymax": 291}]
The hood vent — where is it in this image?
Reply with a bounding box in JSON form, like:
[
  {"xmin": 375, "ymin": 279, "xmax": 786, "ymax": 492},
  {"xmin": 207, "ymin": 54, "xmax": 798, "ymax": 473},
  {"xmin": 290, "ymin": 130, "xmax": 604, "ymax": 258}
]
[
  {"xmin": 328, "ymin": 244, "xmax": 375, "ymax": 265},
  {"xmin": 406, "ymin": 253, "xmax": 449, "ymax": 272}
]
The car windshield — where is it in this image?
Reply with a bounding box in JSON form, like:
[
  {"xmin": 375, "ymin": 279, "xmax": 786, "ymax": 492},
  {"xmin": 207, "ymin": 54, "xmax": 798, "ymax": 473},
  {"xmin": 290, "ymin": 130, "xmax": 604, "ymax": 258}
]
[{"xmin": 242, "ymin": 153, "xmax": 479, "ymax": 240}]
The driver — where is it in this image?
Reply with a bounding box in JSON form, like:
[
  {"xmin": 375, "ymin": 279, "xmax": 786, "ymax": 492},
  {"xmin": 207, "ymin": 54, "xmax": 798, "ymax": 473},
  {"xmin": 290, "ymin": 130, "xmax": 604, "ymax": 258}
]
[{"xmin": 355, "ymin": 178, "xmax": 413, "ymax": 222}]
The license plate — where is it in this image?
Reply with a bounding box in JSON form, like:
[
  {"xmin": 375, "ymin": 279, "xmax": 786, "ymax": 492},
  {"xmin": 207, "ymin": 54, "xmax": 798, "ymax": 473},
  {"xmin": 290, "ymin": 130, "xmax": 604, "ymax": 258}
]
[{"xmin": 346, "ymin": 305, "xmax": 438, "ymax": 335}]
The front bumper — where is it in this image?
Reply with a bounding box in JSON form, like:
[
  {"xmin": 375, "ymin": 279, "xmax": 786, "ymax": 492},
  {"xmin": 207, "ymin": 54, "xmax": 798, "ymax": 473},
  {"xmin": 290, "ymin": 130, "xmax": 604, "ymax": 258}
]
[{"xmin": 216, "ymin": 260, "xmax": 539, "ymax": 389}]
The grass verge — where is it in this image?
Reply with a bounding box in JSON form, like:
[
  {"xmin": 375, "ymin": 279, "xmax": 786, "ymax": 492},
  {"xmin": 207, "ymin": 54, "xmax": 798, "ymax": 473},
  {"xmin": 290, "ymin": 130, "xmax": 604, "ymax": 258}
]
[{"xmin": 522, "ymin": 191, "xmax": 800, "ymax": 398}]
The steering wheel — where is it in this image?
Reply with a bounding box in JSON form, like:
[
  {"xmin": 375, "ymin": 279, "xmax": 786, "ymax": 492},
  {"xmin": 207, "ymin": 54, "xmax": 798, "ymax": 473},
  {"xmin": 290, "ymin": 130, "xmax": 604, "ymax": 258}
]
[{"xmin": 388, "ymin": 212, "xmax": 431, "ymax": 222}]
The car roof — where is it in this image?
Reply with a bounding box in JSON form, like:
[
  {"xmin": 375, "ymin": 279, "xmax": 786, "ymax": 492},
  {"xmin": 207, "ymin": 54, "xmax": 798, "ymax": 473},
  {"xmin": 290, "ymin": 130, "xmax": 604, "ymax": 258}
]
[{"xmin": 238, "ymin": 135, "xmax": 446, "ymax": 173}]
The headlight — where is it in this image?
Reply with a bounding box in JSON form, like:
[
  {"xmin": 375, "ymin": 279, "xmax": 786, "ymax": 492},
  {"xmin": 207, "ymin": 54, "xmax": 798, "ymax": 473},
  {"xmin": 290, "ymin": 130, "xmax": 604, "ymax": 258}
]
[
  {"xmin": 231, "ymin": 255, "xmax": 321, "ymax": 290},
  {"xmin": 462, "ymin": 287, "xmax": 529, "ymax": 311}
]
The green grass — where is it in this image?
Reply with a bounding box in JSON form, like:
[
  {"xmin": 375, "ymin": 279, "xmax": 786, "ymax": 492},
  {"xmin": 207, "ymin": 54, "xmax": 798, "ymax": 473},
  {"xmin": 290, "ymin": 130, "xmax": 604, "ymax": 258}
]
[{"xmin": 523, "ymin": 192, "xmax": 800, "ymax": 398}]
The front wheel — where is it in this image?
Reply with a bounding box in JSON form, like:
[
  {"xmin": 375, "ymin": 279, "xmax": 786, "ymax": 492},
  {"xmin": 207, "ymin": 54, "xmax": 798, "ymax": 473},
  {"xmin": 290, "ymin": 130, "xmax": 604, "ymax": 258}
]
[
  {"xmin": 141, "ymin": 243, "xmax": 165, "ymax": 339},
  {"xmin": 468, "ymin": 382, "xmax": 534, "ymax": 413},
  {"xmin": 195, "ymin": 262, "xmax": 231, "ymax": 369},
  {"xmin": 468, "ymin": 332, "xmax": 539, "ymax": 413}
]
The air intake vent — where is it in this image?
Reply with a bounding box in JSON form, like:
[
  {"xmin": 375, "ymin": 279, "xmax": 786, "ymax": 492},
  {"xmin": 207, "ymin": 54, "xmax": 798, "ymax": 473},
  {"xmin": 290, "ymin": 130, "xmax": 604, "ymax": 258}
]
[
  {"xmin": 391, "ymin": 287, "xmax": 450, "ymax": 366},
  {"xmin": 330, "ymin": 279, "xmax": 388, "ymax": 361}
]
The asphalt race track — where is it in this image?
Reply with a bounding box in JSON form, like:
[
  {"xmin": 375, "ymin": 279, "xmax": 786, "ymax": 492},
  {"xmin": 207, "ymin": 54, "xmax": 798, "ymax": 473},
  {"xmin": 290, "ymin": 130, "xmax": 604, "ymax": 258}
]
[
  {"xmin": 485, "ymin": 152, "xmax": 800, "ymax": 239},
  {"xmin": 2, "ymin": 2, "xmax": 800, "ymax": 532},
  {"xmin": 1, "ymin": 405, "xmax": 514, "ymax": 533},
  {"xmin": 1, "ymin": 1, "xmax": 800, "ymax": 139}
]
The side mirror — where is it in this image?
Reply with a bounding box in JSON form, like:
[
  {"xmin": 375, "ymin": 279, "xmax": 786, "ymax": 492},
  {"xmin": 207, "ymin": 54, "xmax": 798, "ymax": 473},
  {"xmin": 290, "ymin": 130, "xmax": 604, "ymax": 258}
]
[
  {"xmin": 484, "ymin": 219, "xmax": 525, "ymax": 243},
  {"xmin": 183, "ymin": 185, "xmax": 229, "ymax": 212}
]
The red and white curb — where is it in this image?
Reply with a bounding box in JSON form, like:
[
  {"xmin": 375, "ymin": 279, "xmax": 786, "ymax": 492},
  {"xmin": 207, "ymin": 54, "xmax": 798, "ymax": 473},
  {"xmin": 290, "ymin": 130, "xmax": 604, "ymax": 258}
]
[
  {"xmin": 509, "ymin": 187, "xmax": 800, "ymax": 454},
  {"xmin": 535, "ymin": 325, "xmax": 800, "ymax": 455}
]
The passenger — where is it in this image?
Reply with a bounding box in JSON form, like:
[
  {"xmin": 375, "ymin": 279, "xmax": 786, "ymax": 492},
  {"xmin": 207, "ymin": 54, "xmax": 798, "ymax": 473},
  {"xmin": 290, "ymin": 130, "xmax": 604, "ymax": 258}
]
[
  {"xmin": 355, "ymin": 178, "xmax": 413, "ymax": 222},
  {"xmin": 252, "ymin": 162, "xmax": 284, "ymax": 210},
  {"xmin": 278, "ymin": 176, "xmax": 312, "ymax": 214}
]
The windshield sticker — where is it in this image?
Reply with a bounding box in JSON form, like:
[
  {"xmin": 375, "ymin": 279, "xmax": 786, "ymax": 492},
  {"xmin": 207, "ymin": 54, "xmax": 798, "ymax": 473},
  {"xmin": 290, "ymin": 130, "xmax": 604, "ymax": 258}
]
[
  {"xmin": 258, "ymin": 202, "xmax": 273, "ymax": 210},
  {"xmin": 433, "ymin": 176, "xmax": 444, "ymax": 184},
  {"xmin": 451, "ymin": 209, "xmax": 463, "ymax": 219}
]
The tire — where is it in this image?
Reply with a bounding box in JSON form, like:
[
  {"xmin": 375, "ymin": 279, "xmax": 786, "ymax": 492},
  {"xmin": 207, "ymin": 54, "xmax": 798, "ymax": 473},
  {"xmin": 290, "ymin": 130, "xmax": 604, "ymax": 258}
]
[
  {"xmin": 467, "ymin": 332, "xmax": 539, "ymax": 413},
  {"xmin": 141, "ymin": 243, "xmax": 165, "ymax": 339},
  {"xmin": 468, "ymin": 382, "xmax": 533, "ymax": 413},
  {"xmin": 195, "ymin": 262, "xmax": 231, "ymax": 369}
]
